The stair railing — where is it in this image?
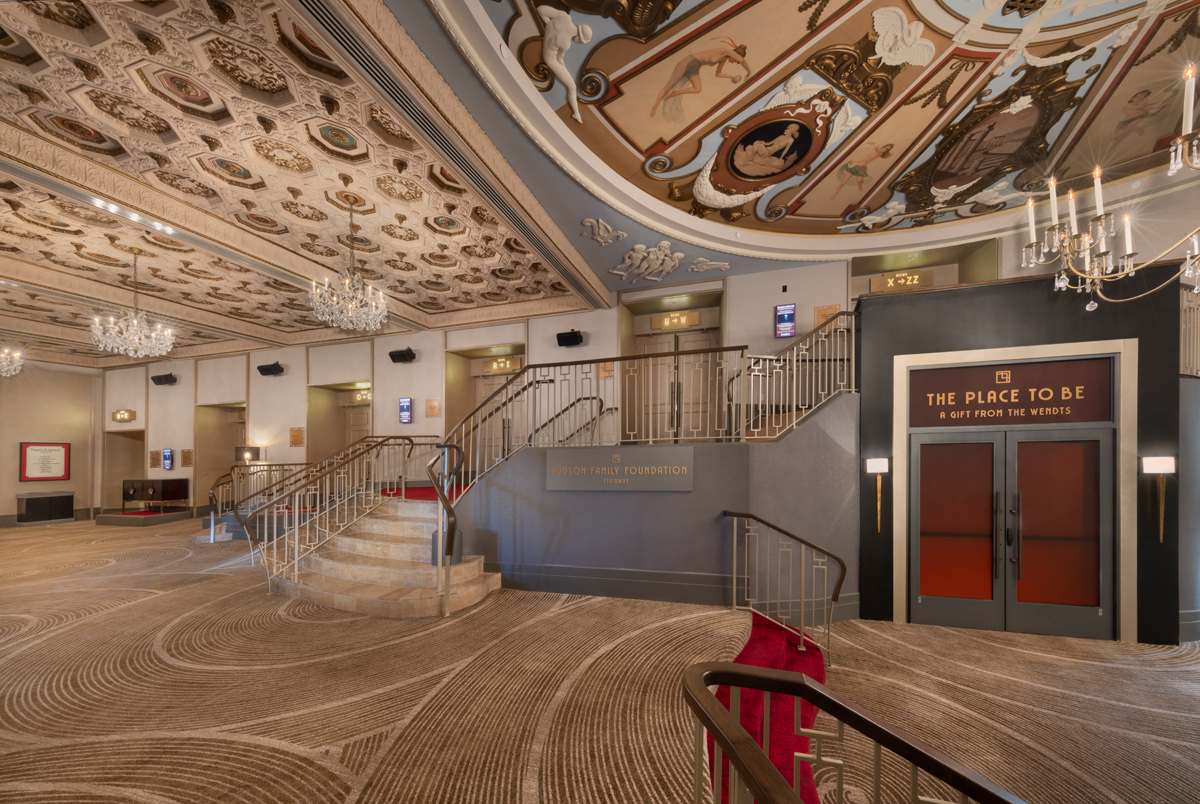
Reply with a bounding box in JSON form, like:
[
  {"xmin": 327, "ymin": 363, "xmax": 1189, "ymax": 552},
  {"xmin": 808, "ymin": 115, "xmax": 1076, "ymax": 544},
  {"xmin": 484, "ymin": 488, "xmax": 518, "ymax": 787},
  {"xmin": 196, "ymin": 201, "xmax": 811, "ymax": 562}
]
[
  {"xmin": 724, "ymin": 511, "xmax": 846, "ymax": 662},
  {"xmin": 684, "ymin": 663, "xmax": 1030, "ymax": 804},
  {"xmin": 524, "ymin": 395, "xmax": 605, "ymax": 445},
  {"xmin": 426, "ymin": 443, "xmax": 463, "ymax": 617},
  {"xmin": 240, "ymin": 436, "xmax": 421, "ymax": 589},
  {"xmin": 727, "ymin": 311, "xmax": 857, "ymax": 441}
]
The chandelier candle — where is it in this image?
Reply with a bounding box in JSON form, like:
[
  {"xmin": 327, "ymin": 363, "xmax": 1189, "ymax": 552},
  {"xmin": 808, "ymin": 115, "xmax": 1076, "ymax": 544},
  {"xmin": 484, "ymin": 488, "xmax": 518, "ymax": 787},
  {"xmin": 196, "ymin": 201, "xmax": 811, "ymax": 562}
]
[
  {"xmin": 1049, "ymin": 177, "xmax": 1059, "ymax": 227},
  {"xmin": 1124, "ymin": 214, "xmax": 1133, "ymax": 256},
  {"xmin": 1069, "ymin": 190, "xmax": 1078, "ymax": 235},
  {"xmin": 1027, "ymin": 198, "xmax": 1036, "ymax": 243},
  {"xmin": 1186, "ymin": 64, "xmax": 1195, "ymax": 137},
  {"xmin": 1093, "ymin": 167, "xmax": 1104, "ymax": 216}
]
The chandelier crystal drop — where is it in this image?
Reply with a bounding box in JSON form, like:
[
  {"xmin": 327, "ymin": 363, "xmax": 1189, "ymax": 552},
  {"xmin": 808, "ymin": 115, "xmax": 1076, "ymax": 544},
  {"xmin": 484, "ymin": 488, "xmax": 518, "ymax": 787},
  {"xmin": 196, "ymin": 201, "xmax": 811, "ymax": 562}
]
[
  {"xmin": 91, "ymin": 254, "xmax": 176, "ymax": 358},
  {"xmin": 309, "ymin": 205, "xmax": 387, "ymax": 331},
  {"xmin": 0, "ymin": 347, "xmax": 23, "ymax": 377}
]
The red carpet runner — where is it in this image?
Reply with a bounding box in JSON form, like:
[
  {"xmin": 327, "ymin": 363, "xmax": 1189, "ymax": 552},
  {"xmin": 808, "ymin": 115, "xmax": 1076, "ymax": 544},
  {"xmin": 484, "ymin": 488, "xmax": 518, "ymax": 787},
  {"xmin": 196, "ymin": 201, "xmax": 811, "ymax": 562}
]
[
  {"xmin": 711, "ymin": 613, "xmax": 825, "ymax": 804},
  {"xmin": 381, "ymin": 486, "xmax": 466, "ymax": 502}
]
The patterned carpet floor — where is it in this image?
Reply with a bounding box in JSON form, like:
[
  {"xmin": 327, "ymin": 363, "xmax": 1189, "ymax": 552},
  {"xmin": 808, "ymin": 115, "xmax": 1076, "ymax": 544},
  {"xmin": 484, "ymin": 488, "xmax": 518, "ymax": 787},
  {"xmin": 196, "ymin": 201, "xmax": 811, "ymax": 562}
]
[
  {"xmin": 0, "ymin": 519, "xmax": 748, "ymax": 803},
  {"xmin": 2, "ymin": 520, "xmax": 1198, "ymax": 804}
]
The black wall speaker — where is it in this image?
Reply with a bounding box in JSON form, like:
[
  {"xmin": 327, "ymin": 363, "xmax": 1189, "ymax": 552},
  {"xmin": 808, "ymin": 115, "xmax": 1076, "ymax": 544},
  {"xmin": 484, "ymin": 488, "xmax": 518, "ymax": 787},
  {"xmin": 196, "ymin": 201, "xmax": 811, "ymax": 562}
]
[
  {"xmin": 257, "ymin": 362, "xmax": 284, "ymax": 376},
  {"xmin": 388, "ymin": 347, "xmax": 416, "ymax": 363},
  {"xmin": 150, "ymin": 372, "xmax": 177, "ymax": 386},
  {"xmin": 556, "ymin": 329, "xmax": 583, "ymax": 347}
]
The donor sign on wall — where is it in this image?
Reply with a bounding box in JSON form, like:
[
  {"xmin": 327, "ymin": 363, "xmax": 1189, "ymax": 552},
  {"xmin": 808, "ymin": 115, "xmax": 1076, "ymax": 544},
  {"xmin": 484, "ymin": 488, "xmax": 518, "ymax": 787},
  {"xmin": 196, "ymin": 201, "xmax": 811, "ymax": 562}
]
[
  {"xmin": 547, "ymin": 446, "xmax": 694, "ymax": 491},
  {"xmin": 910, "ymin": 358, "xmax": 1111, "ymax": 428}
]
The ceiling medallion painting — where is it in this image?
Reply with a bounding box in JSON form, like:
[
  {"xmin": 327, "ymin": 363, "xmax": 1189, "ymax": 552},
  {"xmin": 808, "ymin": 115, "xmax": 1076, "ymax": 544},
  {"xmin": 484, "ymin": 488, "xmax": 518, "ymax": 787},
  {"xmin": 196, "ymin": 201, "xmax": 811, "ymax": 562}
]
[{"xmin": 456, "ymin": 0, "xmax": 1200, "ymax": 244}]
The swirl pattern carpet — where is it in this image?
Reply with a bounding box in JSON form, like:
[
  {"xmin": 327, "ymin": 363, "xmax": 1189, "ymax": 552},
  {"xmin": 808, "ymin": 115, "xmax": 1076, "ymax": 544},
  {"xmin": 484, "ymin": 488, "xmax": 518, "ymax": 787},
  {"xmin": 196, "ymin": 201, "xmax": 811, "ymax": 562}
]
[{"xmin": 0, "ymin": 520, "xmax": 749, "ymax": 803}]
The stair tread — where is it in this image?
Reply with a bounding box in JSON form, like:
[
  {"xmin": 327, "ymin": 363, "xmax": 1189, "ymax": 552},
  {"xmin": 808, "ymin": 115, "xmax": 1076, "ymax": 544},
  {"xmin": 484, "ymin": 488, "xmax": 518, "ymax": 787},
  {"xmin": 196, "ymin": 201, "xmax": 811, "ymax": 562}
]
[
  {"xmin": 366, "ymin": 513, "xmax": 439, "ymax": 524},
  {"xmin": 287, "ymin": 566, "xmax": 496, "ymax": 601},
  {"xmin": 336, "ymin": 530, "xmax": 430, "ymax": 545},
  {"xmin": 315, "ymin": 548, "xmax": 478, "ymax": 572}
]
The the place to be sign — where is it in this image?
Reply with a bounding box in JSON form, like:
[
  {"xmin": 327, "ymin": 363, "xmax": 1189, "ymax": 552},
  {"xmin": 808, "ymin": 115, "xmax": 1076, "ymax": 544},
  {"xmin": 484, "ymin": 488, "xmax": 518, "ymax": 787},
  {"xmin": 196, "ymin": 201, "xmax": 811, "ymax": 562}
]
[
  {"xmin": 909, "ymin": 358, "xmax": 1111, "ymax": 428},
  {"xmin": 546, "ymin": 446, "xmax": 694, "ymax": 491}
]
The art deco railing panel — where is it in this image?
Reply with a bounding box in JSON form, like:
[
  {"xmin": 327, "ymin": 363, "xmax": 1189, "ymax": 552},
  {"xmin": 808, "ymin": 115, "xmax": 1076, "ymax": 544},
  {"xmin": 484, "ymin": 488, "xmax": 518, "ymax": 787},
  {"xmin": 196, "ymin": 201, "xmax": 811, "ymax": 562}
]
[
  {"xmin": 1181, "ymin": 286, "xmax": 1200, "ymax": 377},
  {"xmin": 684, "ymin": 663, "xmax": 1029, "ymax": 804},
  {"xmin": 725, "ymin": 511, "xmax": 846, "ymax": 660},
  {"xmin": 733, "ymin": 312, "xmax": 856, "ymax": 441}
]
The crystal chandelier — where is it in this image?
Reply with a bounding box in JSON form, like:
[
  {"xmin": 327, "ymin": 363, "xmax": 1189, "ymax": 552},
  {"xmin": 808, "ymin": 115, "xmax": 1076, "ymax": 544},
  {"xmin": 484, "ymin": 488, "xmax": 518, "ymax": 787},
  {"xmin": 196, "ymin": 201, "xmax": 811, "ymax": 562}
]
[
  {"xmin": 0, "ymin": 347, "xmax": 23, "ymax": 377},
  {"xmin": 91, "ymin": 254, "xmax": 176, "ymax": 358},
  {"xmin": 1022, "ymin": 63, "xmax": 1200, "ymax": 310},
  {"xmin": 309, "ymin": 204, "xmax": 387, "ymax": 331}
]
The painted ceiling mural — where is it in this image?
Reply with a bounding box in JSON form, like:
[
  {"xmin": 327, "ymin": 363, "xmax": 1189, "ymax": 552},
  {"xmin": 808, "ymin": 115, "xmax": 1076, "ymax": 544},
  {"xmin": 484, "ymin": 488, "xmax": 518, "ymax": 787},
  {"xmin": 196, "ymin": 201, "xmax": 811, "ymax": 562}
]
[
  {"xmin": 0, "ymin": 0, "xmax": 590, "ymax": 366},
  {"xmin": 473, "ymin": 0, "xmax": 1200, "ymax": 237}
]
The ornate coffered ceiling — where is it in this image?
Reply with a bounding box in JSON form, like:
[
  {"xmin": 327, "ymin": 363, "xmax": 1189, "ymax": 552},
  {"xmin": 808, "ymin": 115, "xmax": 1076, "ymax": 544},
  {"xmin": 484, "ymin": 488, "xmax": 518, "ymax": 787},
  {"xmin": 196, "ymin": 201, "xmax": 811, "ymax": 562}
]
[
  {"xmin": 431, "ymin": 0, "xmax": 1200, "ymax": 261},
  {"xmin": 0, "ymin": 0, "xmax": 604, "ymax": 367}
]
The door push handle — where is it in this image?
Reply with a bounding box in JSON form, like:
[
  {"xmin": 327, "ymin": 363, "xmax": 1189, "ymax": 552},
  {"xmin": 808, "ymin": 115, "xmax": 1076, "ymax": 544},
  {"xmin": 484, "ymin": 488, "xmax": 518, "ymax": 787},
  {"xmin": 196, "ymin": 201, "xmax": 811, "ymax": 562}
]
[{"xmin": 1006, "ymin": 527, "xmax": 1013, "ymax": 547}]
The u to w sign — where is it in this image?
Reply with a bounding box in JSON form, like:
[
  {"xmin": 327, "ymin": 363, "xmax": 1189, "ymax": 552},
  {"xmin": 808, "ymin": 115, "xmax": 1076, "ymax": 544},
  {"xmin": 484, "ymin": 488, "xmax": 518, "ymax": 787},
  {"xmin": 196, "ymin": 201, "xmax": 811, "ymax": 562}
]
[
  {"xmin": 909, "ymin": 358, "xmax": 1112, "ymax": 428},
  {"xmin": 547, "ymin": 446, "xmax": 694, "ymax": 491}
]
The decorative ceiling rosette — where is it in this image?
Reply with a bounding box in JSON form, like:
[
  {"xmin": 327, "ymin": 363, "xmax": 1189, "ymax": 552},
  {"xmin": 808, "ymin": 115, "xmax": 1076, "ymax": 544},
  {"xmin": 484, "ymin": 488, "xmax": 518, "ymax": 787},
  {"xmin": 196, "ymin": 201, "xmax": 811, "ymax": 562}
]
[
  {"xmin": 324, "ymin": 188, "xmax": 376, "ymax": 214},
  {"xmin": 77, "ymin": 88, "xmax": 176, "ymax": 143},
  {"xmin": 305, "ymin": 119, "xmax": 371, "ymax": 162},
  {"xmin": 249, "ymin": 137, "xmax": 314, "ymax": 173},
  {"xmin": 199, "ymin": 35, "xmax": 293, "ymax": 104},
  {"xmin": 367, "ymin": 103, "xmax": 416, "ymax": 147},
  {"xmin": 133, "ymin": 63, "xmax": 233, "ymax": 124},
  {"xmin": 195, "ymin": 155, "xmax": 267, "ymax": 190},
  {"xmin": 272, "ymin": 10, "xmax": 350, "ymax": 83},
  {"xmin": 234, "ymin": 211, "xmax": 288, "ymax": 234},
  {"xmin": 280, "ymin": 200, "xmax": 328, "ymax": 221},
  {"xmin": 26, "ymin": 110, "xmax": 126, "ymax": 158},
  {"xmin": 376, "ymin": 173, "xmax": 423, "ymax": 202}
]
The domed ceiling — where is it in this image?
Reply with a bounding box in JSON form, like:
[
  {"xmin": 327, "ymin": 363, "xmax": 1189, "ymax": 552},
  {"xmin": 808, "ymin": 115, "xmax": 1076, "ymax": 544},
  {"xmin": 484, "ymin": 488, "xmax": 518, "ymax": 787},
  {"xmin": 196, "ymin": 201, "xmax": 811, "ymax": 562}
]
[{"xmin": 431, "ymin": 0, "xmax": 1200, "ymax": 255}]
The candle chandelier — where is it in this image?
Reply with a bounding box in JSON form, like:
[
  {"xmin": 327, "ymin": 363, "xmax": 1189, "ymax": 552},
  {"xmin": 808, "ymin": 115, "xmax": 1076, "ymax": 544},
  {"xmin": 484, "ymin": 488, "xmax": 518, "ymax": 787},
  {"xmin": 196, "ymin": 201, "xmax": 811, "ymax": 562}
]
[
  {"xmin": 0, "ymin": 347, "xmax": 23, "ymax": 377},
  {"xmin": 91, "ymin": 254, "xmax": 176, "ymax": 358},
  {"xmin": 309, "ymin": 204, "xmax": 387, "ymax": 331},
  {"xmin": 1023, "ymin": 63, "xmax": 1200, "ymax": 310}
]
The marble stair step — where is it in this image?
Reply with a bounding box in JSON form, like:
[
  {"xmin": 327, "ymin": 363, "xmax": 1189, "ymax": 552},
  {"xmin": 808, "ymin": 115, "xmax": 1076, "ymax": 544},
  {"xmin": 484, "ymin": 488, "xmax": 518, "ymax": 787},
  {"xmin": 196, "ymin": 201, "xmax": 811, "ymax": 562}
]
[
  {"xmin": 276, "ymin": 567, "xmax": 501, "ymax": 619},
  {"xmin": 376, "ymin": 498, "xmax": 439, "ymax": 517},
  {"xmin": 355, "ymin": 515, "xmax": 437, "ymax": 537},
  {"xmin": 331, "ymin": 531, "xmax": 430, "ymax": 561},
  {"xmin": 305, "ymin": 549, "xmax": 484, "ymax": 587}
]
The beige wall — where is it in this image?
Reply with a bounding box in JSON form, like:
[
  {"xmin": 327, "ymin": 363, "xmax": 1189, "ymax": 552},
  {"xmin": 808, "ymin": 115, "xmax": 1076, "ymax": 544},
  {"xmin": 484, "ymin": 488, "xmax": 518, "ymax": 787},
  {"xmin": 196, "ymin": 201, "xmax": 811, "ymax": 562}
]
[
  {"xmin": 104, "ymin": 366, "xmax": 146, "ymax": 433},
  {"xmin": 724, "ymin": 261, "xmax": 848, "ymax": 354},
  {"xmin": 146, "ymin": 359, "xmax": 194, "ymax": 500},
  {"xmin": 247, "ymin": 346, "xmax": 307, "ymax": 463},
  {"xmin": 527, "ymin": 307, "xmax": 620, "ymax": 366},
  {"xmin": 102, "ymin": 430, "xmax": 144, "ymax": 511},
  {"xmin": 196, "ymin": 355, "xmax": 247, "ymax": 405},
  {"xmin": 194, "ymin": 405, "xmax": 242, "ymax": 504},
  {"xmin": 446, "ymin": 321, "xmax": 526, "ymax": 352},
  {"xmin": 306, "ymin": 386, "xmax": 348, "ymax": 462},
  {"xmin": 308, "ymin": 341, "xmax": 371, "ymax": 387},
  {"xmin": 373, "ymin": 330, "xmax": 446, "ymax": 438},
  {"xmin": 0, "ymin": 365, "xmax": 99, "ymax": 518}
]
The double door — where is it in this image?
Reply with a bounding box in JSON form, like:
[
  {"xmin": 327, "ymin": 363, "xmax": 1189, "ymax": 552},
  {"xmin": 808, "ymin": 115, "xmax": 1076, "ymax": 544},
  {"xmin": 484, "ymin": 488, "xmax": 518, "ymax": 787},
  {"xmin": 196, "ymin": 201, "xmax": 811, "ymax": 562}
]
[
  {"xmin": 910, "ymin": 429, "xmax": 1113, "ymax": 639},
  {"xmin": 635, "ymin": 330, "xmax": 720, "ymax": 441}
]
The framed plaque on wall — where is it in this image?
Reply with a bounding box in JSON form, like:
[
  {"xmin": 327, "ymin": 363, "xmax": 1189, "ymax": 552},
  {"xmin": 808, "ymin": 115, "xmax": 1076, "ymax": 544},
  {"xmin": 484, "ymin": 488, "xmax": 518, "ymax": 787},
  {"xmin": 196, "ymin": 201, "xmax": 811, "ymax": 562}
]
[{"xmin": 19, "ymin": 442, "xmax": 70, "ymax": 482}]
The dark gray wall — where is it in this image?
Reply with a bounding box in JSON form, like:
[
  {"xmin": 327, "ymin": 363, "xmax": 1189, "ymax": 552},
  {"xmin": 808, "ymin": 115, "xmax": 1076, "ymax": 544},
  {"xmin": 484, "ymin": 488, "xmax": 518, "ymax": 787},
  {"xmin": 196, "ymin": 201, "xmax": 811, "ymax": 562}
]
[
  {"xmin": 457, "ymin": 394, "xmax": 861, "ymax": 607},
  {"xmin": 1180, "ymin": 377, "xmax": 1200, "ymax": 642},
  {"xmin": 749, "ymin": 394, "xmax": 860, "ymax": 616}
]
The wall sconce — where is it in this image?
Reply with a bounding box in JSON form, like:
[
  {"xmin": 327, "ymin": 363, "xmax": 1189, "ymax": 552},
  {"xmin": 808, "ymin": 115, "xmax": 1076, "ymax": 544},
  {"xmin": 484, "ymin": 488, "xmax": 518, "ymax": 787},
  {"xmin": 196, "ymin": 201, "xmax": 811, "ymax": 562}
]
[
  {"xmin": 1142, "ymin": 456, "xmax": 1175, "ymax": 543},
  {"xmin": 237, "ymin": 446, "xmax": 261, "ymax": 464},
  {"xmin": 866, "ymin": 458, "xmax": 889, "ymax": 533}
]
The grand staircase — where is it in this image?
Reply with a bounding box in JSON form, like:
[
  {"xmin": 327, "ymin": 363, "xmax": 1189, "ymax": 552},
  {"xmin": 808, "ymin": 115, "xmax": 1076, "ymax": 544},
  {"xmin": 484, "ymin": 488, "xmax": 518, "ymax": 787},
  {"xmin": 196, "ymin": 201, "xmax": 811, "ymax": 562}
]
[{"xmin": 273, "ymin": 496, "xmax": 499, "ymax": 617}]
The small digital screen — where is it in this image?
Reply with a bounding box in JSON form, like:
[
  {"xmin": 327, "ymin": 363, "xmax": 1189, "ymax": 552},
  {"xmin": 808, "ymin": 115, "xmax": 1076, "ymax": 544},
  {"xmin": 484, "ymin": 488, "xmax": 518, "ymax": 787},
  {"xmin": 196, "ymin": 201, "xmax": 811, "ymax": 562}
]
[
  {"xmin": 162, "ymin": 448, "xmax": 173, "ymax": 471},
  {"xmin": 775, "ymin": 303, "xmax": 796, "ymax": 338},
  {"xmin": 399, "ymin": 397, "xmax": 412, "ymax": 425}
]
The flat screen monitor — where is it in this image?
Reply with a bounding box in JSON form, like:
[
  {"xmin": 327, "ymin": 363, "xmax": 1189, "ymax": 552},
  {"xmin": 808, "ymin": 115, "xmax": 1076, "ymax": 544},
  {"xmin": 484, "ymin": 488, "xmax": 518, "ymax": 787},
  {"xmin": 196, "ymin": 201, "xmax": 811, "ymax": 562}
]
[
  {"xmin": 399, "ymin": 397, "xmax": 412, "ymax": 424},
  {"xmin": 775, "ymin": 303, "xmax": 796, "ymax": 338},
  {"xmin": 162, "ymin": 448, "xmax": 173, "ymax": 471}
]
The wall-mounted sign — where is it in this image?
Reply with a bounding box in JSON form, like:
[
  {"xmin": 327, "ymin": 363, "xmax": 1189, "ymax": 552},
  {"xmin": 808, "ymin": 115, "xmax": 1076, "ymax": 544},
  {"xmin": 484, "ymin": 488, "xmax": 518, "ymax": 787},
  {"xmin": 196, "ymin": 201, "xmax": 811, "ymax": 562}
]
[
  {"xmin": 180, "ymin": 449, "xmax": 193, "ymax": 468},
  {"xmin": 289, "ymin": 427, "xmax": 304, "ymax": 447},
  {"xmin": 19, "ymin": 442, "xmax": 69, "ymax": 482},
  {"xmin": 483, "ymin": 356, "xmax": 522, "ymax": 375},
  {"xmin": 149, "ymin": 450, "xmax": 162, "ymax": 469},
  {"xmin": 870, "ymin": 269, "xmax": 934, "ymax": 293},
  {"xmin": 351, "ymin": 390, "xmax": 372, "ymax": 404},
  {"xmin": 112, "ymin": 409, "xmax": 136, "ymax": 423},
  {"xmin": 814, "ymin": 304, "xmax": 841, "ymax": 329},
  {"xmin": 547, "ymin": 446, "xmax": 694, "ymax": 491},
  {"xmin": 652, "ymin": 310, "xmax": 700, "ymax": 331},
  {"xmin": 775, "ymin": 303, "xmax": 796, "ymax": 338},
  {"xmin": 399, "ymin": 397, "xmax": 413, "ymax": 424},
  {"xmin": 425, "ymin": 398, "xmax": 442, "ymax": 418},
  {"xmin": 162, "ymin": 448, "xmax": 173, "ymax": 471},
  {"xmin": 909, "ymin": 358, "xmax": 1112, "ymax": 428}
]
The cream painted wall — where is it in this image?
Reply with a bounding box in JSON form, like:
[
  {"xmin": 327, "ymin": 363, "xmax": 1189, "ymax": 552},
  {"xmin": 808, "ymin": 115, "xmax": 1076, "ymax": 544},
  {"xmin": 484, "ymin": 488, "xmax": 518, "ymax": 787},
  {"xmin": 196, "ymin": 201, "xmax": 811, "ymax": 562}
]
[
  {"xmin": 446, "ymin": 321, "xmax": 526, "ymax": 351},
  {"xmin": 309, "ymin": 341, "xmax": 371, "ymax": 387},
  {"xmin": 0, "ymin": 365, "xmax": 99, "ymax": 517},
  {"xmin": 146, "ymin": 359, "xmax": 194, "ymax": 498},
  {"xmin": 527, "ymin": 308, "xmax": 620, "ymax": 365},
  {"xmin": 724, "ymin": 262, "xmax": 849, "ymax": 355},
  {"xmin": 196, "ymin": 355, "xmax": 247, "ymax": 404},
  {"xmin": 247, "ymin": 346, "xmax": 307, "ymax": 463},
  {"xmin": 105, "ymin": 366, "xmax": 146, "ymax": 432},
  {"xmin": 373, "ymin": 331, "xmax": 446, "ymax": 437}
]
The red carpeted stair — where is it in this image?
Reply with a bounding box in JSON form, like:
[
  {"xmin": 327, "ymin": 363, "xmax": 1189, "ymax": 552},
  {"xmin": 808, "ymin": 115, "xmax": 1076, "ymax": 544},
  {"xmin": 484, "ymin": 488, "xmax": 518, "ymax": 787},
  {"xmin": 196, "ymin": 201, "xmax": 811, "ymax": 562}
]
[
  {"xmin": 381, "ymin": 485, "xmax": 466, "ymax": 502},
  {"xmin": 711, "ymin": 612, "xmax": 825, "ymax": 804}
]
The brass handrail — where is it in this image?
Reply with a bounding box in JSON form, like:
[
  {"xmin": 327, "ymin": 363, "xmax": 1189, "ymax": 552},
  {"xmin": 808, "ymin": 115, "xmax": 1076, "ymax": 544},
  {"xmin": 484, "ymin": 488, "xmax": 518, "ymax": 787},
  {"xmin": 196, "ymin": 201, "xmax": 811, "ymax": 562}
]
[
  {"xmin": 447, "ymin": 344, "xmax": 749, "ymax": 437},
  {"xmin": 525, "ymin": 395, "xmax": 604, "ymax": 444},
  {"xmin": 458, "ymin": 377, "xmax": 554, "ymax": 441},
  {"xmin": 426, "ymin": 443, "xmax": 463, "ymax": 559},
  {"xmin": 559, "ymin": 405, "xmax": 618, "ymax": 444},
  {"xmin": 208, "ymin": 472, "xmax": 232, "ymax": 510},
  {"xmin": 684, "ymin": 663, "xmax": 1029, "ymax": 804},
  {"xmin": 242, "ymin": 436, "xmax": 416, "ymax": 557},
  {"xmin": 723, "ymin": 510, "xmax": 847, "ymax": 603}
]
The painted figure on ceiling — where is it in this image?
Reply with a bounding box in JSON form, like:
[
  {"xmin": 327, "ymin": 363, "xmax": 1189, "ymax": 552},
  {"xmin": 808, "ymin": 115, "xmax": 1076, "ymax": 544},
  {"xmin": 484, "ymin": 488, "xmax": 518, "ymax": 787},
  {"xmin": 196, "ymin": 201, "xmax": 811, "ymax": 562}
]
[
  {"xmin": 733, "ymin": 123, "xmax": 802, "ymax": 178},
  {"xmin": 538, "ymin": 5, "xmax": 593, "ymax": 124},
  {"xmin": 649, "ymin": 38, "xmax": 751, "ymax": 123},
  {"xmin": 1113, "ymin": 89, "xmax": 1170, "ymax": 147},
  {"xmin": 831, "ymin": 142, "xmax": 894, "ymax": 196}
]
